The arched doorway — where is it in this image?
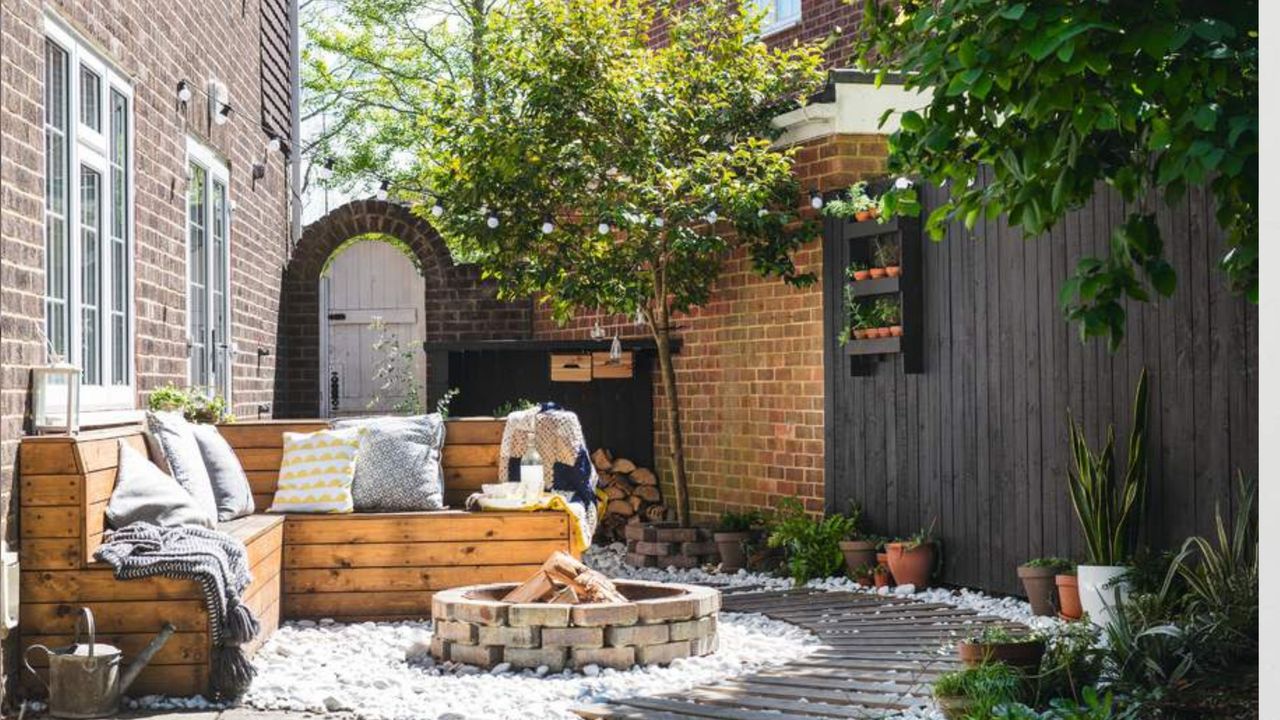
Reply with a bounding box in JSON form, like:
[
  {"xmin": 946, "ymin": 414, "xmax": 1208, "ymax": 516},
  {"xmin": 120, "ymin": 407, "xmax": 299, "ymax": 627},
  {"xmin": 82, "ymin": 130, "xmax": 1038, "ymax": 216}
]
[
  {"xmin": 275, "ymin": 199, "xmax": 531, "ymax": 418},
  {"xmin": 320, "ymin": 235, "xmax": 426, "ymax": 416}
]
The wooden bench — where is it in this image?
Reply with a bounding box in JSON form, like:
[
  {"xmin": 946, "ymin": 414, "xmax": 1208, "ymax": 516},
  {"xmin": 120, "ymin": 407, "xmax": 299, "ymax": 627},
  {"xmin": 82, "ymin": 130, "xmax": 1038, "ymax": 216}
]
[{"xmin": 18, "ymin": 417, "xmax": 574, "ymax": 697}]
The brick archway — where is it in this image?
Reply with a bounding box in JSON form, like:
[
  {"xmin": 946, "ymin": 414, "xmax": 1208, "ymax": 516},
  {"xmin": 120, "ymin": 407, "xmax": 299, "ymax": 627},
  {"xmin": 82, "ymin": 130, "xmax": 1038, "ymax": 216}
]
[{"xmin": 273, "ymin": 199, "xmax": 529, "ymax": 417}]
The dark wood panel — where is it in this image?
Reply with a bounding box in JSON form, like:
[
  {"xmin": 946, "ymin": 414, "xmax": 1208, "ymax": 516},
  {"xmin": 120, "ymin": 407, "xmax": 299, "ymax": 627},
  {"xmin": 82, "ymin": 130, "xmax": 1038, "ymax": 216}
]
[{"xmin": 824, "ymin": 180, "xmax": 1257, "ymax": 595}]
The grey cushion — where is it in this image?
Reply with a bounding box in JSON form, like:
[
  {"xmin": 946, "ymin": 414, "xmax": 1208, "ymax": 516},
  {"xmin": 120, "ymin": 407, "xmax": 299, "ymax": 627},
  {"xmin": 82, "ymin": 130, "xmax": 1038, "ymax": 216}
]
[
  {"xmin": 144, "ymin": 411, "xmax": 219, "ymax": 525},
  {"xmin": 332, "ymin": 414, "xmax": 446, "ymax": 511},
  {"xmin": 191, "ymin": 424, "xmax": 256, "ymax": 521},
  {"xmin": 107, "ymin": 440, "xmax": 214, "ymax": 529}
]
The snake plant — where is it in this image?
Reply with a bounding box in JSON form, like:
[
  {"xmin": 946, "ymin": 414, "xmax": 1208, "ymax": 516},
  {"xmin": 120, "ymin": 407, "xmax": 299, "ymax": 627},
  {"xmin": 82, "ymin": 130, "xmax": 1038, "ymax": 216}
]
[{"xmin": 1066, "ymin": 368, "xmax": 1149, "ymax": 566}]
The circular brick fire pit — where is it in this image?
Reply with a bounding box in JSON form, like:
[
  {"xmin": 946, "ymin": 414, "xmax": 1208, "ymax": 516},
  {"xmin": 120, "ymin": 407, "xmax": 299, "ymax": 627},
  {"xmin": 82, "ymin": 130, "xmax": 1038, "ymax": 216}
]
[{"xmin": 430, "ymin": 580, "xmax": 720, "ymax": 672}]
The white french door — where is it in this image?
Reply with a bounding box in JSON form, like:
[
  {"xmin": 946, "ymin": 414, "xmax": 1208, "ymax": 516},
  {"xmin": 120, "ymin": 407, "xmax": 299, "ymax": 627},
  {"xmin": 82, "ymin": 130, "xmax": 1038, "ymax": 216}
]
[{"xmin": 186, "ymin": 138, "xmax": 232, "ymax": 402}]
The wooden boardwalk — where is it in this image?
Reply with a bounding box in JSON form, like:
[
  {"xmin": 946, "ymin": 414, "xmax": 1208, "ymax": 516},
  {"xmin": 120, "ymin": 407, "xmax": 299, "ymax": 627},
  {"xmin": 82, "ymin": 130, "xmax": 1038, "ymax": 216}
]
[{"xmin": 578, "ymin": 587, "xmax": 1030, "ymax": 719}]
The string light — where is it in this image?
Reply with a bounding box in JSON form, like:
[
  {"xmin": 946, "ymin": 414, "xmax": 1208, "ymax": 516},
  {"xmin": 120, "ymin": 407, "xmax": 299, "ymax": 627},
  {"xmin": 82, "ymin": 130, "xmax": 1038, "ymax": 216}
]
[
  {"xmin": 375, "ymin": 179, "xmax": 389, "ymax": 201},
  {"xmin": 176, "ymin": 80, "xmax": 192, "ymax": 104},
  {"xmin": 316, "ymin": 157, "xmax": 334, "ymax": 180},
  {"xmin": 540, "ymin": 215, "xmax": 555, "ymax": 234},
  {"xmin": 266, "ymin": 134, "xmax": 282, "ymax": 154},
  {"xmin": 704, "ymin": 207, "xmax": 718, "ymax": 224},
  {"xmin": 809, "ymin": 188, "xmax": 824, "ymax": 210},
  {"xmin": 597, "ymin": 219, "xmax": 611, "ymax": 235},
  {"xmin": 486, "ymin": 210, "xmax": 501, "ymax": 229},
  {"xmin": 757, "ymin": 208, "xmax": 769, "ymax": 218},
  {"xmin": 653, "ymin": 216, "xmax": 665, "ymax": 228},
  {"xmin": 214, "ymin": 102, "xmax": 232, "ymax": 126},
  {"xmin": 430, "ymin": 197, "xmax": 444, "ymax": 217}
]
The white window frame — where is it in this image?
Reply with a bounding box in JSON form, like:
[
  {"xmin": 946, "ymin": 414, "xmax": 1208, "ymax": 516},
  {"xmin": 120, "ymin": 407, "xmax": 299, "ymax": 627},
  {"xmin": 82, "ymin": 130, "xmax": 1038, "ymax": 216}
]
[
  {"xmin": 758, "ymin": 0, "xmax": 802, "ymax": 37},
  {"xmin": 44, "ymin": 15, "xmax": 136, "ymax": 420},
  {"xmin": 185, "ymin": 137, "xmax": 234, "ymax": 404}
]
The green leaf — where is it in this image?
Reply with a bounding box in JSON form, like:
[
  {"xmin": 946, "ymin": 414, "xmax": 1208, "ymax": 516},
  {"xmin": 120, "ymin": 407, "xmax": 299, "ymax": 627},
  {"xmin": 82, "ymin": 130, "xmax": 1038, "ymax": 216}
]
[
  {"xmin": 900, "ymin": 110, "xmax": 925, "ymax": 132},
  {"xmin": 999, "ymin": 4, "xmax": 1027, "ymax": 20},
  {"xmin": 1193, "ymin": 104, "xmax": 1218, "ymax": 131},
  {"xmin": 1148, "ymin": 260, "xmax": 1176, "ymax": 297}
]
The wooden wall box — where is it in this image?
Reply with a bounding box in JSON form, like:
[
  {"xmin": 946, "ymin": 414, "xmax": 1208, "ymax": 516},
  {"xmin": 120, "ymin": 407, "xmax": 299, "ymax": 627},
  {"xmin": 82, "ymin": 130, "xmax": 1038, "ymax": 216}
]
[
  {"xmin": 550, "ymin": 354, "xmax": 593, "ymax": 382},
  {"xmin": 591, "ymin": 351, "xmax": 634, "ymax": 379}
]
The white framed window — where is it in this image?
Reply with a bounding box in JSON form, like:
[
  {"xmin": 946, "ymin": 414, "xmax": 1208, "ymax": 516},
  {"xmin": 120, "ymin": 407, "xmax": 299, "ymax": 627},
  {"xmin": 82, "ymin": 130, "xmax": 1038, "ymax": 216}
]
[
  {"xmin": 185, "ymin": 138, "xmax": 233, "ymax": 403},
  {"xmin": 757, "ymin": 0, "xmax": 801, "ymax": 36},
  {"xmin": 44, "ymin": 16, "xmax": 135, "ymax": 418}
]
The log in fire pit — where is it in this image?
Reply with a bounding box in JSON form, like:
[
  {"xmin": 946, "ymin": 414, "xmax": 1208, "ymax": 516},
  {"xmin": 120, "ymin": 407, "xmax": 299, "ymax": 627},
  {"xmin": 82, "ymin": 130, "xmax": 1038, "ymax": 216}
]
[{"xmin": 430, "ymin": 552, "xmax": 720, "ymax": 671}]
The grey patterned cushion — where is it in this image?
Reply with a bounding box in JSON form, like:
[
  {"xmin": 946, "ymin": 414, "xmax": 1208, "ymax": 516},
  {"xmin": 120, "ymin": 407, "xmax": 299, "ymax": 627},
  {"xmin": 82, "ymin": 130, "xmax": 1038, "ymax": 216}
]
[{"xmin": 332, "ymin": 414, "xmax": 446, "ymax": 511}]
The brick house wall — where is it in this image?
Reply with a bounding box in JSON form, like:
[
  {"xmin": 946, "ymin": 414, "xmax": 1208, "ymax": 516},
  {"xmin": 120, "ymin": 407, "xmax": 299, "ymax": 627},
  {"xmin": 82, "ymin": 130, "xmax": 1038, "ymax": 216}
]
[
  {"xmin": 532, "ymin": 133, "xmax": 889, "ymax": 522},
  {"xmin": 0, "ymin": 0, "xmax": 295, "ymax": 696}
]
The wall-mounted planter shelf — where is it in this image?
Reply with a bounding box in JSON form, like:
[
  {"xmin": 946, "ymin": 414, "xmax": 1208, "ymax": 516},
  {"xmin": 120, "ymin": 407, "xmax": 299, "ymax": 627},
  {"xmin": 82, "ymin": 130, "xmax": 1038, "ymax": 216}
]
[
  {"xmin": 845, "ymin": 277, "xmax": 900, "ymax": 297},
  {"xmin": 844, "ymin": 337, "xmax": 902, "ymax": 355}
]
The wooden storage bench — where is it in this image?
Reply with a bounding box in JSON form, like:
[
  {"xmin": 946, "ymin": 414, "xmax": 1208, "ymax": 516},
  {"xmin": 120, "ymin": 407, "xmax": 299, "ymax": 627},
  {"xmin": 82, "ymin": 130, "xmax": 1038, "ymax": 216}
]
[{"xmin": 18, "ymin": 417, "xmax": 574, "ymax": 698}]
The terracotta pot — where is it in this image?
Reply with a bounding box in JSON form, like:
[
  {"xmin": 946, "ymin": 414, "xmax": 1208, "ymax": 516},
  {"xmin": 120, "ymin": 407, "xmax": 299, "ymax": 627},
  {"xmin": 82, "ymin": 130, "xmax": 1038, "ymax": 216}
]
[
  {"xmin": 839, "ymin": 540, "xmax": 877, "ymax": 576},
  {"xmin": 869, "ymin": 267, "xmax": 887, "ymax": 279},
  {"xmin": 855, "ymin": 576, "xmax": 873, "ymax": 588},
  {"xmin": 873, "ymin": 567, "xmax": 890, "ymax": 587},
  {"xmin": 936, "ymin": 695, "xmax": 974, "ymax": 720},
  {"xmin": 869, "ymin": 206, "xmax": 882, "ymax": 219},
  {"xmin": 855, "ymin": 210, "xmax": 872, "ymax": 222},
  {"xmin": 714, "ymin": 531, "xmax": 752, "ymax": 573},
  {"xmin": 853, "ymin": 329, "xmax": 869, "ymax": 340},
  {"xmin": 1018, "ymin": 565, "xmax": 1058, "ymax": 617},
  {"xmin": 876, "ymin": 552, "xmax": 888, "ymax": 566},
  {"xmin": 1056, "ymin": 574, "xmax": 1082, "ymax": 620},
  {"xmin": 958, "ymin": 638, "xmax": 1046, "ymax": 673},
  {"xmin": 885, "ymin": 265, "xmax": 901, "ymax": 278},
  {"xmin": 889, "ymin": 325, "xmax": 903, "ymax": 337},
  {"xmin": 877, "ymin": 327, "xmax": 892, "ymax": 338},
  {"xmin": 885, "ymin": 542, "xmax": 935, "ymax": 589},
  {"xmin": 852, "ymin": 269, "xmax": 871, "ymax": 281}
]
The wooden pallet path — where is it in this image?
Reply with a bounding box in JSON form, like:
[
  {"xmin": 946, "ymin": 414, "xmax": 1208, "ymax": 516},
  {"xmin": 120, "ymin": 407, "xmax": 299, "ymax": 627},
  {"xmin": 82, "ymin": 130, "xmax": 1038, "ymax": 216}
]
[{"xmin": 577, "ymin": 588, "xmax": 1026, "ymax": 719}]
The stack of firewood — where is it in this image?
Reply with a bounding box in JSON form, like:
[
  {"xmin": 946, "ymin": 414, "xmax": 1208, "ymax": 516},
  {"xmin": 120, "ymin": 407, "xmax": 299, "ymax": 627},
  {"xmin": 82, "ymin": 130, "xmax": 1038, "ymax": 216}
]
[{"xmin": 592, "ymin": 448, "xmax": 669, "ymax": 542}]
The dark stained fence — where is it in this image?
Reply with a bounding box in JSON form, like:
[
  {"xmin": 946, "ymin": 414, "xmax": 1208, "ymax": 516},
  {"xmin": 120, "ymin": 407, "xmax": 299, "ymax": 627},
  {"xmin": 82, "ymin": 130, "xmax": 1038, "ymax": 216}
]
[{"xmin": 823, "ymin": 179, "xmax": 1258, "ymax": 595}]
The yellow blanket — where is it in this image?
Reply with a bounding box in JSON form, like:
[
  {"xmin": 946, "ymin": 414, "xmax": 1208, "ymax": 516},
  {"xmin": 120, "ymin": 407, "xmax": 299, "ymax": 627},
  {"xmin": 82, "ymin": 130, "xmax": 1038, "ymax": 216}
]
[{"xmin": 469, "ymin": 489, "xmax": 606, "ymax": 555}]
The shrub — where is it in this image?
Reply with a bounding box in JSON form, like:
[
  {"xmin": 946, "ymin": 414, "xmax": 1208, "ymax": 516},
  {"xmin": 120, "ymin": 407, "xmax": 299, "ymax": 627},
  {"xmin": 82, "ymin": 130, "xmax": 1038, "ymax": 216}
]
[
  {"xmin": 147, "ymin": 385, "xmax": 233, "ymax": 424},
  {"xmin": 766, "ymin": 497, "xmax": 854, "ymax": 585},
  {"xmin": 934, "ymin": 662, "xmax": 1025, "ymax": 716},
  {"xmin": 492, "ymin": 398, "xmax": 537, "ymax": 417},
  {"xmin": 1025, "ymin": 557, "xmax": 1075, "ymax": 573},
  {"xmin": 718, "ymin": 509, "xmax": 765, "ymax": 532}
]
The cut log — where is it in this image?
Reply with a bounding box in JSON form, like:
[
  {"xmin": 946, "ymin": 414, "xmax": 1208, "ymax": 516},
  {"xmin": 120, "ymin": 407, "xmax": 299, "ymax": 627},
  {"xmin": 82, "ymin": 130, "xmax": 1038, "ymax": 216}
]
[
  {"xmin": 630, "ymin": 467, "xmax": 658, "ymax": 486},
  {"xmin": 541, "ymin": 551, "xmax": 627, "ymax": 604},
  {"xmin": 628, "ymin": 495, "xmax": 642, "ymax": 511},
  {"xmin": 590, "ymin": 448, "xmax": 614, "ymax": 472},
  {"xmin": 606, "ymin": 499, "xmax": 634, "ymax": 517},
  {"xmin": 604, "ymin": 485, "xmax": 629, "ymax": 501},
  {"xmin": 501, "ymin": 570, "xmax": 556, "ymax": 603},
  {"xmin": 633, "ymin": 485, "xmax": 660, "ymax": 503},
  {"xmin": 642, "ymin": 505, "xmax": 669, "ymax": 522},
  {"xmin": 597, "ymin": 472, "xmax": 616, "ymax": 488},
  {"xmin": 610, "ymin": 458, "xmax": 637, "ymax": 474}
]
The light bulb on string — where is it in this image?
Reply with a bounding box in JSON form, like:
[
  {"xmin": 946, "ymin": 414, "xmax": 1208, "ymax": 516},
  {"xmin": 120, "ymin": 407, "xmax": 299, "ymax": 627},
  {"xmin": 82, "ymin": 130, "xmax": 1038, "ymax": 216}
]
[
  {"xmin": 316, "ymin": 157, "xmax": 334, "ymax": 180},
  {"xmin": 597, "ymin": 220, "xmax": 611, "ymax": 235},
  {"xmin": 609, "ymin": 335, "xmax": 622, "ymax": 363},
  {"xmin": 486, "ymin": 210, "xmax": 501, "ymax": 229},
  {"xmin": 590, "ymin": 322, "xmax": 605, "ymax": 340},
  {"xmin": 704, "ymin": 208, "xmax": 718, "ymax": 224},
  {"xmin": 429, "ymin": 195, "xmax": 444, "ymax": 217},
  {"xmin": 176, "ymin": 80, "xmax": 192, "ymax": 104},
  {"xmin": 809, "ymin": 188, "xmax": 824, "ymax": 210},
  {"xmin": 757, "ymin": 208, "xmax": 769, "ymax": 218},
  {"xmin": 375, "ymin": 179, "xmax": 389, "ymax": 201},
  {"xmin": 540, "ymin": 215, "xmax": 555, "ymax": 234}
]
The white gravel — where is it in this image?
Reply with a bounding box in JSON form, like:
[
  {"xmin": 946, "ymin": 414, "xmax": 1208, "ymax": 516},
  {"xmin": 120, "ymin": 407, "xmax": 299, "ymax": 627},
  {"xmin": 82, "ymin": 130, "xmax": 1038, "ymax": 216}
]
[{"xmin": 122, "ymin": 543, "xmax": 1059, "ymax": 719}]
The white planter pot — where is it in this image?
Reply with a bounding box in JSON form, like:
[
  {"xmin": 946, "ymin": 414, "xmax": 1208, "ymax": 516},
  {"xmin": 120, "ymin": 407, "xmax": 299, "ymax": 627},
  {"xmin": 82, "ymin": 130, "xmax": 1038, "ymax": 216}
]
[{"xmin": 1077, "ymin": 564, "xmax": 1130, "ymax": 627}]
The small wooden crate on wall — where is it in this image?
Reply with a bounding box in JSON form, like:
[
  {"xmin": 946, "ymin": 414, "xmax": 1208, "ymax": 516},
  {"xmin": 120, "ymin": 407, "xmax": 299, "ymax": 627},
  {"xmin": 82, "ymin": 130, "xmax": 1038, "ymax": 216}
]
[
  {"xmin": 550, "ymin": 354, "xmax": 593, "ymax": 382},
  {"xmin": 591, "ymin": 351, "xmax": 633, "ymax": 379}
]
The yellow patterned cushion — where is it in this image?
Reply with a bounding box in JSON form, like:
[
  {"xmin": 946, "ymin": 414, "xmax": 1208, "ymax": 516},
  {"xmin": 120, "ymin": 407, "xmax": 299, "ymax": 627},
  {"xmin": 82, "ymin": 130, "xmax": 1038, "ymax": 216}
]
[{"xmin": 267, "ymin": 427, "xmax": 362, "ymax": 513}]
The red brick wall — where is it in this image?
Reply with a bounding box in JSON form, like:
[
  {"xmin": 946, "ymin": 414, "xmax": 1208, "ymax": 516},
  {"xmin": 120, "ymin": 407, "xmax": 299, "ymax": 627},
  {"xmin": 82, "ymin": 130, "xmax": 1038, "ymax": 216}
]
[
  {"xmin": 649, "ymin": 0, "xmax": 863, "ymax": 69},
  {"xmin": 533, "ymin": 134, "xmax": 887, "ymax": 522}
]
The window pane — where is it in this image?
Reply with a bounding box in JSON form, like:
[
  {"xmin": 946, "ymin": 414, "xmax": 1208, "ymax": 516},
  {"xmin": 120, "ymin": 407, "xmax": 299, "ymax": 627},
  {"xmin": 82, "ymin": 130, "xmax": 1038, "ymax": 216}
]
[
  {"xmin": 212, "ymin": 179, "xmax": 229, "ymax": 397},
  {"xmin": 80, "ymin": 166, "xmax": 102, "ymax": 385},
  {"xmin": 188, "ymin": 163, "xmax": 208, "ymax": 387},
  {"xmin": 110, "ymin": 89, "xmax": 129, "ymax": 385},
  {"xmin": 80, "ymin": 65, "xmax": 100, "ymax": 131},
  {"xmin": 44, "ymin": 40, "xmax": 70, "ymax": 360}
]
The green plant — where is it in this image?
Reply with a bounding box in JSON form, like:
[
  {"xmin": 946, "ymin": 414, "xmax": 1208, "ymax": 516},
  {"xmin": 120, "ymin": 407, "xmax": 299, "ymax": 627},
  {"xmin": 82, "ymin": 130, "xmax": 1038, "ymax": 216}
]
[
  {"xmin": 718, "ymin": 509, "xmax": 766, "ymax": 532},
  {"xmin": 1066, "ymin": 368, "xmax": 1149, "ymax": 566},
  {"xmin": 823, "ymin": 182, "xmax": 873, "ymax": 219},
  {"xmin": 855, "ymin": 0, "xmax": 1257, "ymax": 348},
  {"xmin": 1025, "ymin": 557, "xmax": 1075, "ymax": 573},
  {"xmin": 899, "ymin": 516, "xmax": 937, "ymax": 550},
  {"xmin": 369, "ymin": 319, "xmax": 425, "ymax": 414},
  {"xmin": 185, "ymin": 390, "xmax": 233, "ymax": 424},
  {"xmin": 968, "ymin": 626, "xmax": 1041, "ymax": 645},
  {"xmin": 849, "ymin": 260, "xmax": 869, "ymax": 273},
  {"xmin": 766, "ymin": 497, "xmax": 855, "ymax": 585},
  {"xmin": 843, "ymin": 501, "xmax": 864, "ymax": 539},
  {"xmin": 492, "ymin": 398, "xmax": 537, "ymax": 418},
  {"xmin": 934, "ymin": 662, "xmax": 1025, "ymax": 716},
  {"xmin": 995, "ymin": 688, "xmax": 1131, "ymax": 719},
  {"xmin": 837, "ymin": 285, "xmax": 865, "ymax": 344},
  {"xmin": 873, "ymin": 297, "xmax": 901, "ymax": 327},
  {"xmin": 147, "ymin": 384, "xmax": 189, "ymax": 412},
  {"xmin": 873, "ymin": 238, "xmax": 900, "ymax": 268},
  {"xmin": 435, "ymin": 387, "xmax": 461, "ymax": 419}
]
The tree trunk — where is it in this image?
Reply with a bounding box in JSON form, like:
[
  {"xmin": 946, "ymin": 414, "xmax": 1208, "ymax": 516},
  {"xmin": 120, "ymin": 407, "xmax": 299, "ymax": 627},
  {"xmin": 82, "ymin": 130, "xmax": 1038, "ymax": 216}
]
[{"xmin": 653, "ymin": 321, "xmax": 691, "ymax": 526}]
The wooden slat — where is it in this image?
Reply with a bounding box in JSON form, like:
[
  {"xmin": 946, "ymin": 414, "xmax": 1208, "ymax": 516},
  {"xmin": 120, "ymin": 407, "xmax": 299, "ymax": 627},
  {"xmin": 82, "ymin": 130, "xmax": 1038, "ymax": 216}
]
[
  {"xmin": 77, "ymin": 435, "xmax": 143, "ymax": 473},
  {"xmin": 443, "ymin": 419, "xmax": 505, "ymax": 444},
  {"xmin": 237, "ymin": 447, "xmax": 283, "ymax": 472},
  {"xmin": 283, "ymin": 590, "xmax": 435, "ymax": 619},
  {"xmin": 217, "ymin": 422, "xmax": 328, "ymax": 447},
  {"xmin": 19, "ymin": 538, "xmax": 81, "ymax": 570},
  {"xmin": 19, "ymin": 439, "xmax": 80, "ymax": 475},
  {"xmin": 84, "ymin": 468, "xmax": 116, "ymax": 506},
  {"xmin": 20, "ymin": 506, "xmax": 79, "ymax": 539},
  {"xmin": 443, "ymin": 465, "xmax": 498, "ymax": 489},
  {"xmin": 23, "ymin": 632, "xmax": 209, "ymax": 666},
  {"xmin": 442, "ymin": 444, "xmax": 499, "ymax": 468},
  {"xmin": 21, "ymin": 571, "xmax": 202, "ymax": 603},
  {"xmin": 282, "ymin": 511, "xmax": 568, "ymax": 544},
  {"xmin": 21, "ymin": 600, "xmax": 209, "ymax": 634},
  {"xmin": 284, "ymin": 539, "xmax": 569, "ymax": 569},
  {"xmin": 19, "ymin": 475, "xmax": 81, "ymax": 506},
  {"xmin": 283, "ymin": 563, "xmax": 543, "ymax": 593}
]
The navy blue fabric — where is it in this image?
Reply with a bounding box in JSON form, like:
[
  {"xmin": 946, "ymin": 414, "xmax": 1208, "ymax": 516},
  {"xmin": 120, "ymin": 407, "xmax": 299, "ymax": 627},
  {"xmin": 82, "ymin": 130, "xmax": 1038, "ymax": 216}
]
[{"xmin": 552, "ymin": 448, "xmax": 597, "ymax": 507}]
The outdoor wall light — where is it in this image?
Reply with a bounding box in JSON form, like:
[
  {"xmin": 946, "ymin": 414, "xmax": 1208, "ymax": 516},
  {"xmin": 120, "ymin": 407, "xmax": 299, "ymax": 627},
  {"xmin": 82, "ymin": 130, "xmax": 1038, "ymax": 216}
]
[
  {"xmin": 316, "ymin": 157, "xmax": 335, "ymax": 180},
  {"xmin": 809, "ymin": 188, "xmax": 824, "ymax": 210},
  {"xmin": 540, "ymin": 215, "xmax": 555, "ymax": 234},
  {"xmin": 176, "ymin": 80, "xmax": 192, "ymax": 105}
]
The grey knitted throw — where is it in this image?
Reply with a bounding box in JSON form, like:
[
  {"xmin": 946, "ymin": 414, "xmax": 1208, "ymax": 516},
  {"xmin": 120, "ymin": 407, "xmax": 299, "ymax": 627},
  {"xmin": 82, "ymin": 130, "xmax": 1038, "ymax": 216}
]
[{"xmin": 95, "ymin": 522, "xmax": 259, "ymax": 699}]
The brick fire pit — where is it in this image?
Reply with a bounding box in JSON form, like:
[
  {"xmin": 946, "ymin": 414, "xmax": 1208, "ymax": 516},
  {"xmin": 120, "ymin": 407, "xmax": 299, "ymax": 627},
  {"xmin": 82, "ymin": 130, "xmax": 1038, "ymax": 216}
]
[{"xmin": 430, "ymin": 580, "xmax": 720, "ymax": 672}]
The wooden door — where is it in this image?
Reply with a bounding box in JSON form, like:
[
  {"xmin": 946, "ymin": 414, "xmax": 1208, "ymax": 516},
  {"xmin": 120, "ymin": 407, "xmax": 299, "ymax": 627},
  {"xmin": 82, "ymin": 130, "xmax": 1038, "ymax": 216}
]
[{"xmin": 321, "ymin": 240, "xmax": 426, "ymax": 416}]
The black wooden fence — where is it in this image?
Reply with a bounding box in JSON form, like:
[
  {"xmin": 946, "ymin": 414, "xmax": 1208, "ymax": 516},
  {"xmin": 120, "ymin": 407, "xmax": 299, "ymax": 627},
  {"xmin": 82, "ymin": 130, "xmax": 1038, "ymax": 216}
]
[{"xmin": 823, "ymin": 180, "xmax": 1257, "ymax": 595}]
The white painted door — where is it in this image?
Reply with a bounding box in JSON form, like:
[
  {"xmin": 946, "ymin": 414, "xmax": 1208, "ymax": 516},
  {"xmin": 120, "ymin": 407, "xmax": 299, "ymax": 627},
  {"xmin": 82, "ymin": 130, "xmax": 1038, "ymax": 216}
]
[{"xmin": 321, "ymin": 240, "xmax": 426, "ymax": 416}]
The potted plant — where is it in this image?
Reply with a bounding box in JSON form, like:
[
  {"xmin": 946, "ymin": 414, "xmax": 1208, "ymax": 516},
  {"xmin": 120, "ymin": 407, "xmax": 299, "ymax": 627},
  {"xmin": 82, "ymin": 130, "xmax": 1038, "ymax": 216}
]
[
  {"xmin": 1056, "ymin": 566, "xmax": 1082, "ymax": 620},
  {"xmin": 872, "ymin": 563, "xmax": 891, "ymax": 588},
  {"xmin": 957, "ymin": 626, "xmax": 1046, "ymax": 673},
  {"xmin": 879, "ymin": 298, "xmax": 903, "ymax": 337},
  {"xmin": 1067, "ymin": 369, "xmax": 1149, "ymax": 627},
  {"xmin": 874, "ymin": 239, "xmax": 901, "ymax": 277},
  {"xmin": 766, "ymin": 498, "xmax": 855, "ymax": 585},
  {"xmin": 837, "ymin": 503, "xmax": 876, "ymax": 576},
  {"xmin": 714, "ymin": 509, "xmax": 765, "ymax": 573},
  {"xmin": 884, "ymin": 519, "xmax": 937, "ymax": 589},
  {"xmin": 1018, "ymin": 557, "xmax": 1073, "ymax": 616},
  {"xmin": 932, "ymin": 663, "xmax": 1025, "ymax": 720},
  {"xmin": 148, "ymin": 384, "xmax": 189, "ymax": 413},
  {"xmin": 848, "ymin": 261, "xmax": 871, "ymax": 282},
  {"xmin": 852, "ymin": 564, "xmax": 875, "ymax": 588}
]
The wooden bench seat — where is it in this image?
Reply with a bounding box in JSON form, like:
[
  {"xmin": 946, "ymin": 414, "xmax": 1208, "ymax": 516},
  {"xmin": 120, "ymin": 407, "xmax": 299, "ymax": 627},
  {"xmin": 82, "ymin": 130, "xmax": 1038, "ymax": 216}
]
[{"xmin": 18, "ymin": 417, "xmax": 574, "ymax": 698}]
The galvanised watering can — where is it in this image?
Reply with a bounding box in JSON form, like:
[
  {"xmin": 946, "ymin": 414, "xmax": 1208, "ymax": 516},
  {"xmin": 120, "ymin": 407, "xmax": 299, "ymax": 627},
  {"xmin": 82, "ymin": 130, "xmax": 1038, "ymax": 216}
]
[{"xmin": 24, "ymin": 607, "xmax": 176, "ymax": 718}]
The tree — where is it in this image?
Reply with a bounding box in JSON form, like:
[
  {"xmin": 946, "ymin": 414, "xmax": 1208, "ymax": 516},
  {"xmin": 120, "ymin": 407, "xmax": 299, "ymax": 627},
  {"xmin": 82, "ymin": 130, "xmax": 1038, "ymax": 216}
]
[
  {"xmin": 854, "ymin": 0, "xmax": 1257, "ymax": 348},
  {"xmin": 381, "ymin": 0, "xmax": 821, "ymax": 525}
]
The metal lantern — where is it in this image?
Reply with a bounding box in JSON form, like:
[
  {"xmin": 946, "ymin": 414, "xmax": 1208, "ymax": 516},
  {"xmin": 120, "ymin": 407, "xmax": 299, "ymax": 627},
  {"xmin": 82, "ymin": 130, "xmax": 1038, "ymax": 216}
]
[{"xmin": 32, "ymin": 362, "xmax": 81, "ymax": 434}]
